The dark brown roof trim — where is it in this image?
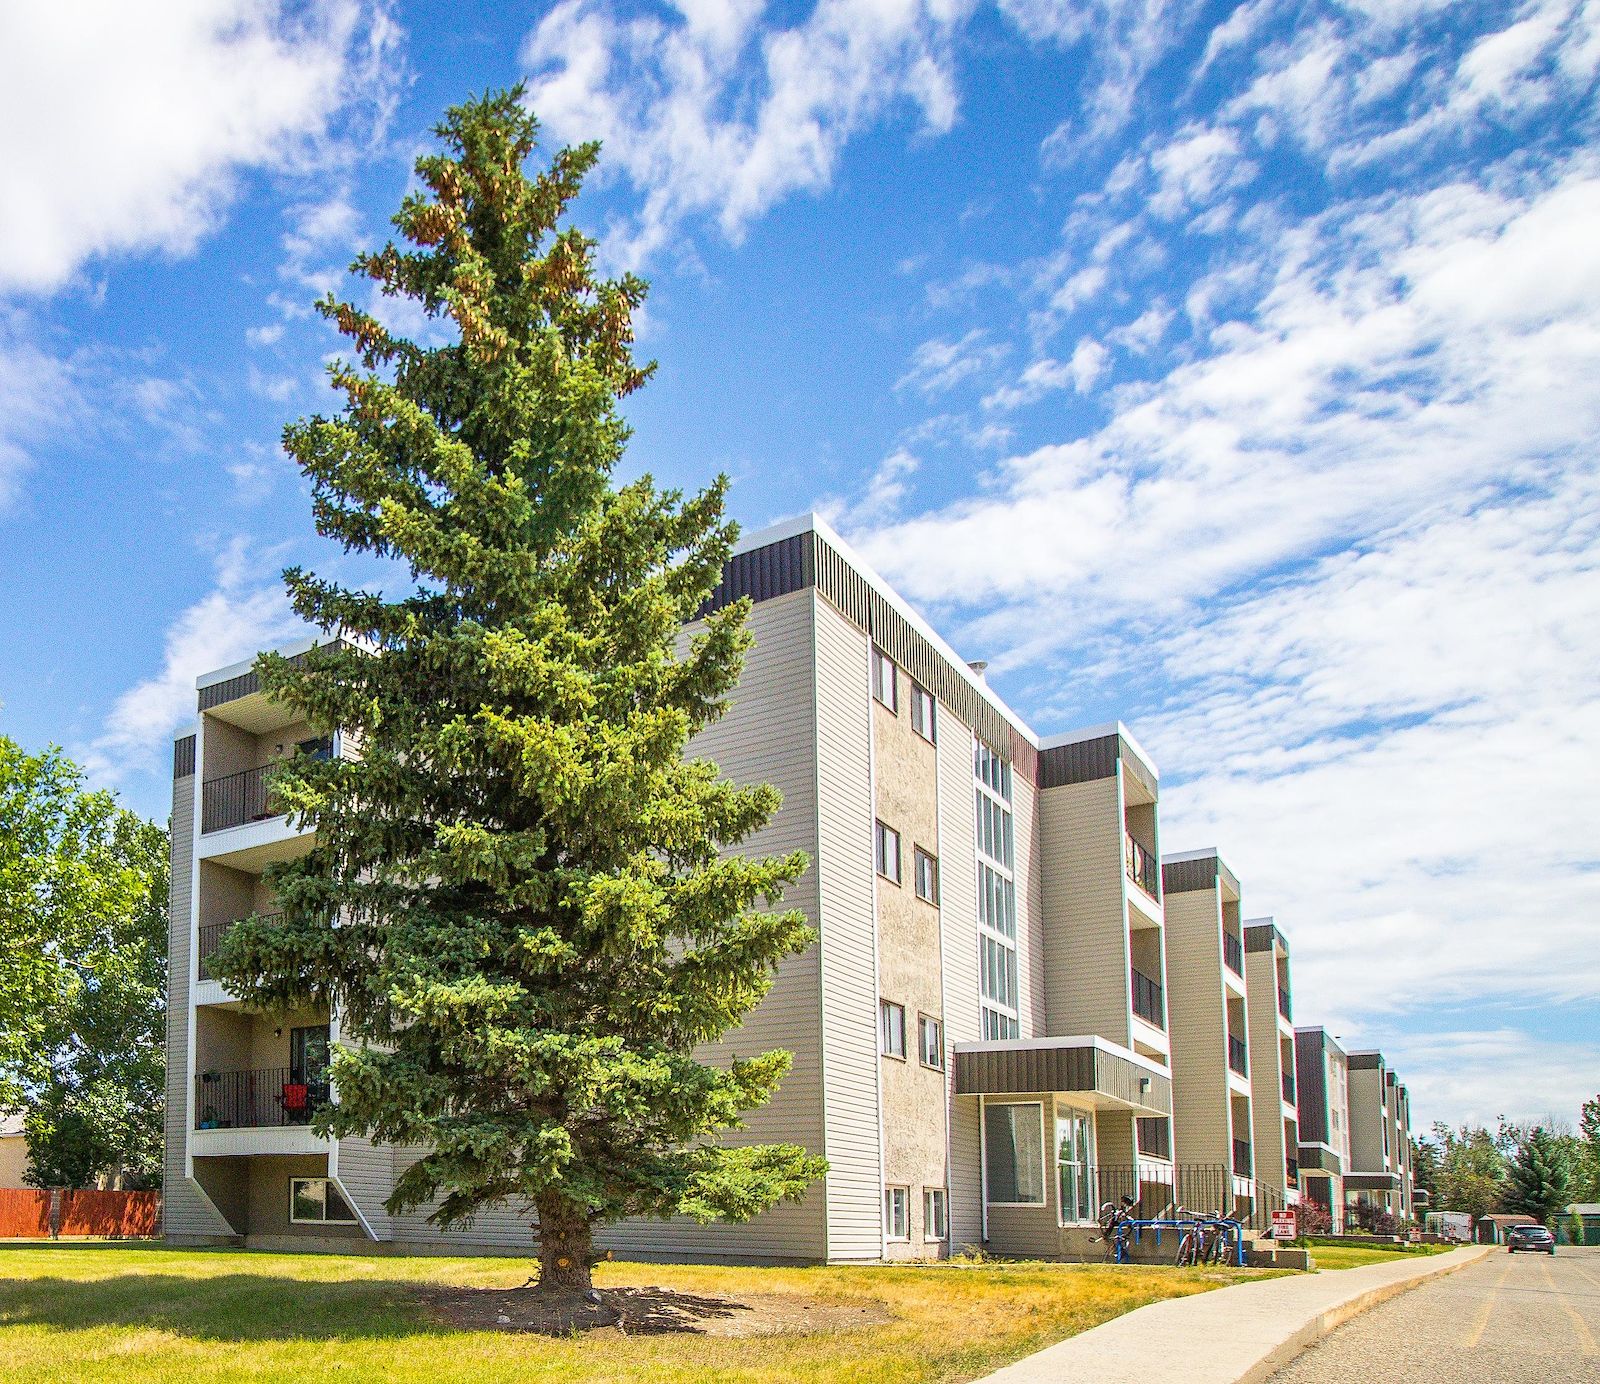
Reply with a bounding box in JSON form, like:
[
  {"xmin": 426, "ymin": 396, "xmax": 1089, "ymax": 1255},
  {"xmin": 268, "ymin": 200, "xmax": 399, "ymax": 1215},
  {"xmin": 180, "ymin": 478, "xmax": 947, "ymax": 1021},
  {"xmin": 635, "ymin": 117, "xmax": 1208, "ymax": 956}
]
[{"xmin": 173, "ymin": 735, "xmax": 196, "ymax": 778}]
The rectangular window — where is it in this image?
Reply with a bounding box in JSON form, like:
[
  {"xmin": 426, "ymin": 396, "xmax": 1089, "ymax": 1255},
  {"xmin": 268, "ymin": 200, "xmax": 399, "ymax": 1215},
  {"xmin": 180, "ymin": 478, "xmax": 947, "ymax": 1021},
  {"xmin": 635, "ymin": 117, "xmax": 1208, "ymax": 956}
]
[
  {"xmin": 884, "ymin": 1185, "xmax": 909, "ymax": 1240},
  {"xmin": 910, "ymin": 683, "xmax": 936, "ymax": 741},
  {"xmin": 981, "ymin": 1007, "xmax": 1021, "ymax": 1040},
  {"xmin": 1056, "ymin": 1105, "xmax": 1098, "ymax": 1226},
  {"xmin": 914, "ymin": 847, "xmax": 939, "ymax": 904},
  {"xmin": 880, "ymin": 999, "xmax": 906, "ymax": 1059},
  {"xmin": 872, "ymin": 647, "xmax": 898, "ymax": 711},
  {"xmin": 289, "ymin": 1177, "xmax": 358, "ymax": 1225},
  {"xmin": 924, "ymin": 1187, "xmax": 948, "ymax": 1241},
  {"xmin": 918, "ymin": 1014, "xmax": 944, "ymax": 1069},
  {"xmin": 875, "ymin": 820, "xmax": 901, "ymax": 884},
  {"xmin": 984, "ymin": 1102, "xmax": 1045, "ymax": 1205}
]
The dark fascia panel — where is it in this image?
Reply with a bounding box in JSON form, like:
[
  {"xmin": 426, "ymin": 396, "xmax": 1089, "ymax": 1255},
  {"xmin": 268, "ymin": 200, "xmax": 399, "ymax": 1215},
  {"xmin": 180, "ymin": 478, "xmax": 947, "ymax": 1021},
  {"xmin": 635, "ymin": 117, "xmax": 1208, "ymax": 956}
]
[
  {"xmin": 1163, "ymin": 855, "xmax": 1217, "ymax": 895},
  {"xmin": 1245, "ymin": 921, "xmax": 1288, "ymax": 955},
  {"xmin": 197, "ymin": 639, "xmax": 359, "ymax": 712},
  {"xmin": 173, "ymin": 735, "xmax": 196, "ymax": 778},
  {"xmin": 1348, "ymin": 1051, "xmax": 1386, "ymax": 1072},
  {"xmin": 954, "ymin": 1043, "xmax": 1171, "ymax": 1116},
  {"xmin": 1037, "ymin": 732, "xmax": 1158, "ymax": 798},
  {"xmin": 704, "ymin": 528, "xmax": 1026, "ymax": 765},
  {"xmin": 1345, "ymin": 1172, "xmax": 1402, "ymax": 1191}
]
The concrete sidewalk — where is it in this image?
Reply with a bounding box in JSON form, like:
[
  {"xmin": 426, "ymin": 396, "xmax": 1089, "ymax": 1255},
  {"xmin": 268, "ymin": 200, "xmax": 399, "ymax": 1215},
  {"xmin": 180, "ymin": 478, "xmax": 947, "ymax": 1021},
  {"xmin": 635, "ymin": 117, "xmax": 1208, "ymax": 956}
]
[{"xmin": 977, "ymin": 1245, "xmax": 1489, "ymax": 1384}]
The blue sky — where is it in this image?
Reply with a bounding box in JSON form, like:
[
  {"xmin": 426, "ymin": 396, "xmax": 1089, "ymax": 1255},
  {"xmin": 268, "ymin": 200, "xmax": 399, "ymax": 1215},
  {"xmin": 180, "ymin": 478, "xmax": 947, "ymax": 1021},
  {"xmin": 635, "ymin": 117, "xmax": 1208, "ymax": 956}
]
[{"xmin": 1, "ymin": 1, "xmax": 1596, "ymax": 1136}]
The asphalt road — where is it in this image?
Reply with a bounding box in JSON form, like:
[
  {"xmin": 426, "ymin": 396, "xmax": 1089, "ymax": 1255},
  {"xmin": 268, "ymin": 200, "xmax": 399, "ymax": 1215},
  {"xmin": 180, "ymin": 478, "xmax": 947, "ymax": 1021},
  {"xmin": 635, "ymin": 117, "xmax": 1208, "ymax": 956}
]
[{"xmin": 1268, "ymin": 1246, "xmax": 1600, "ymax": 1382}]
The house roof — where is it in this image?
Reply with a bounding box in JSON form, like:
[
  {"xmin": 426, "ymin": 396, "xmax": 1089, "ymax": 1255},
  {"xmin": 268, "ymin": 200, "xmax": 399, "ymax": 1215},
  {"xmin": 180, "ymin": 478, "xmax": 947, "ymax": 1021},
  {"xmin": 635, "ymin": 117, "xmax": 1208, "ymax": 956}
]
[
  {"xmin": 1567, "ymin": 1203, "xmax": 1600, "ymax": 1215},
  {"xmin": 0, "ymin": 1112, "xmax": 24, "ymax": 1138}
]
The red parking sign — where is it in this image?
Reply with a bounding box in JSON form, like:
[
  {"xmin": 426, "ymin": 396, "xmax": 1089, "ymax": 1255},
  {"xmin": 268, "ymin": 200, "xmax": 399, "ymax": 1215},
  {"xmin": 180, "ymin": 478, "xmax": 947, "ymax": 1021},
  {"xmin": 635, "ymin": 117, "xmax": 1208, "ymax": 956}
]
[{"xmin": 1271, "ymin": 1208, "xmax": 1297, "ymax": 1240}]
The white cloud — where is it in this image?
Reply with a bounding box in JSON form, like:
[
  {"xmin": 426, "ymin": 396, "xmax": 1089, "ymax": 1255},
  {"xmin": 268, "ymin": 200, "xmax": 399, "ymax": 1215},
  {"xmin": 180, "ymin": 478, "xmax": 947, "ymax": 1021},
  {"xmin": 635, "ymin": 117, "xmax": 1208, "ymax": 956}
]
[
  {"xmin": 0, "ymin": 315, "xmax": 78, "ymax": 507},
  {"xmin": 522, "ymin": 0, "xmax": 971, "ymax": 266},
  {"xmin": 1148, "ymin": 124, "xmax": 1251, "ymax": 218},
  {"xmin": 0, "ymin": 2, "xmax": 397, "ymax": 296},
  {"xmin": 896, "ymin": 329, "xmax": 1009, "ymax": 395},
  {"xmin": 79, "ymin": 539, "xmax": 307, "ymax": 786},
  {"xmin": 1380, "ymin": 1029, "xmax": 1600, "ymax": 1133},
  {"xmin": 983, "ymin": 338, "xmax": 1107, "ymax": 409}
]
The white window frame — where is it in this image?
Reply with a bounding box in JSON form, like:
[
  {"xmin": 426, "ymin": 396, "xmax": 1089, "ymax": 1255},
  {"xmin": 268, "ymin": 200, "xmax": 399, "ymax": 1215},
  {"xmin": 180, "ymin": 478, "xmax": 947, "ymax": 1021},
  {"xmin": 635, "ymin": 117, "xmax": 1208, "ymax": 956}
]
[
  {"xmin": 879, "ymin": 999, "xmax": 906, "ymax": 1060},
  {"xmin": 983, "ymin": 1100, "xmax": 1047, "ymax": 1207},
  {"xmin": 288, "ymin": 1176, "xmax": 358, "ymax": 1226},
  {"xmin": 875, "ymin": 820, "xmax": 902, "ymax": 884},
  {"xmin": 910, "ymin": 682, "xmax": 936, "ymax": 742},
  {"xmin": 924, "ymin": 1187, "xmax": 948, "ymax": 1242},
  {"xmin": 918, "ymin": 1013, "xmax": 944, "ymax": 1070},
  {"xmin": 914, "ymin": 846, "xmax": 939, "ymax": 904},
  {"xmin": 884, "ymin": 1185, "xmax": 910, "ymax": 1240},
  {"xmin": 974, "ymin": 735, "xmax": 1019, "ymax": 1041},
  {"xmin": 1055, "ymin": 1103, "xmax": 1099, "ymax": 1227},
  {"xmin": 871, "ymin": 647, "xmax": 898, "ymax": 711}
]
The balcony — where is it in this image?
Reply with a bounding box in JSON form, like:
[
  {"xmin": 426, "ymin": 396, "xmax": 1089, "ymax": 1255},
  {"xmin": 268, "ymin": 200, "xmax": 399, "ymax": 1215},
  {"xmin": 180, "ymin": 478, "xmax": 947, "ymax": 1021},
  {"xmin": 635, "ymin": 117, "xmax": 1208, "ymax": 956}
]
[
  {"xmin": 1232, "ymin": 1138, "xmax": 1253, "ymax": 1178},
  {"xmin": 1286, "ymin": 1158, "xmax": 1299, "ymax": 1187},
  {"xmin": 201, "ymin": 764, "xmax": 280, "ymax": 834},
  {"xmin": 1124, "ymin": 833, "xmax": 1160, "ymax": 900},
  {"xmin": 1131, "ymin": 968, "xmax": 1165, "ymax": 1028},
  {"xmin": 1277, "ymin": 986, "xmax": 1292, "ymax": 1021},
  {"xmin": 1136, "ymin": 1117, "xmax": 1171, "ymax": 1160},
  {"xmin": 1228, "ymin": 1034, "xmax": 1249, "ymax": 1077},
  {"xmin": 1222, "ymin": 930, "xmax": 1244, "ymax": 976},
  {"xmin": 197, "ymin": 913, "xmax": 282, "ymax": 982},
  {"xmin": 1282, "ymin": 1072, "xmax": 1297, "ymax": 1104},
  {"xmin": 195, "ymin": 1067, "xmax": 328, "ymax": 1130}
]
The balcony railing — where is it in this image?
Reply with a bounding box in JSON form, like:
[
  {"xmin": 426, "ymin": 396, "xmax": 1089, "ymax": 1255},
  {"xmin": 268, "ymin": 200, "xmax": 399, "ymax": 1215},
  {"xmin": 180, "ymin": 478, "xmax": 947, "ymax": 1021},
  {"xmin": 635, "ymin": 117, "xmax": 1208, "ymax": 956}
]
[
  {"xmin": 1131, "ymin": 968, "xmax": 1165, "ymax": 1028},
  {"xmin": 1136, "ymin": 1117, "xmax": 1172, "ymax": 1160},
  {"xmin": 1282, "ymin": 1072, "xmax": 1297, "ymax": 1104},
  {"xmin": 1228, "ymin": 1034, "xmax": 1249, "ymax": 1076},
  {"xmin": 1222, "ymin": 930, "xmax": 1244, "ymax": 976},
  {"xmin": 195, "ymin": 1066, "xmax": 328, "ymax": 1130},
  {"xmin": 197, "ymin": 912, "xmax": 282, "ymax": 981},
  {"xmin": 201, "ymin": 764, "xmax": 280, "ymax": 834},
  {"xmin": 1124, "ymin": 833, "xmax": 1160, "ymax": 900},
  {"xmin": 1232, "ymin": 1139, "xmax": 1253, "ymax": 1178},
  {"xmin": 1277, "ymin": 986, "xmax": 1292, "ymax": 1021}
]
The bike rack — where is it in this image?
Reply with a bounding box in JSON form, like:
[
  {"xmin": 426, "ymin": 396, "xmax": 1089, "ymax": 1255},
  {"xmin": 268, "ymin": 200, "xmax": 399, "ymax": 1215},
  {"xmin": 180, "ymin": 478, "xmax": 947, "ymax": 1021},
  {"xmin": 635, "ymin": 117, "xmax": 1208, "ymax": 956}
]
[{"xmin": 1121, "ymin": 1217, "xmax": 1247, "ymax": 1267}]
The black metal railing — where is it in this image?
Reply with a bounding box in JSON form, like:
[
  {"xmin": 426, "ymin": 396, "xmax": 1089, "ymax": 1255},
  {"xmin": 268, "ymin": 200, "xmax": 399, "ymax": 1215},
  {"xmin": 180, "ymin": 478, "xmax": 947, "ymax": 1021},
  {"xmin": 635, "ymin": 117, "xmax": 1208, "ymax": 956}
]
[
  {"xmin": 1232, "ymin": 1139, "xmax": 1253, "ymax": 1178},
  {"xmin": 1282, "ymin": 1072, "xmax": 1296, "ymax": 1104},
  {"xmin": 1124, "ymin": 833, "xmax": 1160, "ymax": 899},
  {"xmin": 200, "ymin": 764, "xmax": 279, "ymax": 834},
  {"xmin": 1071, "ymin": 1162, "xmax": 1292, "ymax": 1233},
  {"xmin": 1136, "ymin": 1117, "xmax": 1172, "ymax": 1160},
  {"xmin": 197, "ymin": 912, "xmax": 282, "ymax": 981},
  {"xmin": 194, "ymin": 1066, "xmax": 328, "ymax": 1130},
  {"xmin": 1222, "ymin": 930, "xmax": 1244, "ymax": 975},
  {"xmin": 1228, "ymin": 1034, "xmax": 1249, "ymax": 1076},
  {"xmin": 1131, "ymin": 968, "xmax": 1165, "ymax": 1027},
  {"xmin": 1277, "ymin": 986, "xmax": 1292, "ymax": 1021}
]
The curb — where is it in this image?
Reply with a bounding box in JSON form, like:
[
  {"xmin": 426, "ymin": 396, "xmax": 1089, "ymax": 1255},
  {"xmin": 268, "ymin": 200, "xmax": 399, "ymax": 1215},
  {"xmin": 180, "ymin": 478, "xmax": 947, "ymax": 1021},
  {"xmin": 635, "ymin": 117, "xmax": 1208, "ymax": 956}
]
[
  {"xmin": 1233, "ymin": 1244, "xmax": 1490, "ymax": 1383},
  {"xmin": 975, "ymin": 1244, "xmax": 1490, "ymax": 1384}
]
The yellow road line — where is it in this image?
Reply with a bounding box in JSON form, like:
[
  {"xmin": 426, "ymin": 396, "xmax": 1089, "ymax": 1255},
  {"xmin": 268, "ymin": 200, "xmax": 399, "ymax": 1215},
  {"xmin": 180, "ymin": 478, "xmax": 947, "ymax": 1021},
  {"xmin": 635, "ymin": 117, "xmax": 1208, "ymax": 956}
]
[
  {"xmin": 1463, "ymin": 1261, "xmax": 1514, "ymax": 1347},
  {"xmin": 1541, "ymin": 1258, "xmax": 1599, "ymax": 1355}
]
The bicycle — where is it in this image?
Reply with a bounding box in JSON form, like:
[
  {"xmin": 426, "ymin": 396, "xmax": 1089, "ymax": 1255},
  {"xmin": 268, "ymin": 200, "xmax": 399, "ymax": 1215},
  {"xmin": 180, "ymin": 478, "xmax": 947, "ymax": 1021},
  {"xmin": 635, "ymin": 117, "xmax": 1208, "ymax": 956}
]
[{"xmin": 1095, "ymin": 1195, "xmax": 1139, "ymax": 1264}]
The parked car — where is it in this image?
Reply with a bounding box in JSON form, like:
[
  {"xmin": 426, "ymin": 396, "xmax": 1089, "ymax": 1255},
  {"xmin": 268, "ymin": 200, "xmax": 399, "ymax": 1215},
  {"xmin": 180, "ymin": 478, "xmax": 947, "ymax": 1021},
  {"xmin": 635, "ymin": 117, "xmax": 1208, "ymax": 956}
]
[{"xmin": 1506, "ymin": 1224, "xmax": 1556, "ymax": 1255}]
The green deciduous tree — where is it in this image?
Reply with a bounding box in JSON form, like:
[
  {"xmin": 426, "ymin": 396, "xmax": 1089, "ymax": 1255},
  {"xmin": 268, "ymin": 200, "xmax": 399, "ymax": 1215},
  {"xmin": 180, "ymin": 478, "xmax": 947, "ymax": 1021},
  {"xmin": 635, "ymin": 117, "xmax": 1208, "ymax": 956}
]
[
  {"xmin": 1427, "ymin": 1122, "xmax": 1506, "ymax": 1221},
  {"xmin": 213, "ymin": 89, "xmax": 823, "ymax": 1300},
  {"xmin": 1502, "ymin": 1125, "xmax": 1571, "ymax": 1225},
  {"xmin": 0, "ymin": 738, "xmax": 167, "ymax": 1189},
  {"xmin": 1576, "ymin": 1095, "xmax": 1600, "ymax": 1203}
]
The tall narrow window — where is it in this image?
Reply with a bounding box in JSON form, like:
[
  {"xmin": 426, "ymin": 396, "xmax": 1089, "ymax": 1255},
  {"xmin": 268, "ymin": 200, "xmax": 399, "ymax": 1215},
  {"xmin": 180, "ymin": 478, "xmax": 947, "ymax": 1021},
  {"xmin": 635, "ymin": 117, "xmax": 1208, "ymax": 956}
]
[
  {"xmin": 918, "ymin": 1014, "xmax": 944, "ymax": 1069},
  {"xmin": 1056, "ymin": 1106, "xmax": 1098, "ymax": 1225},
  {"xmin": 974, "ymin": 738, "xmax": 1019, "ymax": 1040},
  {"xmin": 871, "ymin": 647, "xmax": 898, "ymax": 711},
  {"xmin": 879, "ymin": 999, "xmax": 906, "ymax": 1059},
  {"xmin": 924, "ymin": 1187, "xmax": 948, "ymax": 1241},
  {"xmin": 914, "ymin": 847, "xmax": 939, "ymax": 903},
  {"xmin": 910, "ymin": 682, "xmax": 936, "ymax": 741},
  {"xmin": 875, "ymin": 820, "xmax": 901, "ymax": 884},
  {"xmin": 884, "ymin": 1185, "xmax": 909, "ymax": 1239}
]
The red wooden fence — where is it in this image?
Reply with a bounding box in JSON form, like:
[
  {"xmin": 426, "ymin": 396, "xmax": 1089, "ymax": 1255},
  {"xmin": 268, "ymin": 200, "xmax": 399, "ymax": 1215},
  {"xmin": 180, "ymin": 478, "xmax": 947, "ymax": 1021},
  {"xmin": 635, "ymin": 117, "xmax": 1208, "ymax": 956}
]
[{"xmin": 0, "ymin": 1188, "xmax": 161, "ymax": 1238}]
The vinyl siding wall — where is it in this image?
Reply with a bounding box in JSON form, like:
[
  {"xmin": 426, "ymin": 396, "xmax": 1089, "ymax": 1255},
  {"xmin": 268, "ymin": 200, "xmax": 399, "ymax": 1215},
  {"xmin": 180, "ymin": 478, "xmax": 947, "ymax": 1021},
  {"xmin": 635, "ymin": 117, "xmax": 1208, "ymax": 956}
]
[
  {"xmin": 1164, "ymin": 886, "xmax": 1232, "ymax": 1168},
  {"xmin": 1244, "ymin": 947, "xmax": 1288, "ymax": 1196}
]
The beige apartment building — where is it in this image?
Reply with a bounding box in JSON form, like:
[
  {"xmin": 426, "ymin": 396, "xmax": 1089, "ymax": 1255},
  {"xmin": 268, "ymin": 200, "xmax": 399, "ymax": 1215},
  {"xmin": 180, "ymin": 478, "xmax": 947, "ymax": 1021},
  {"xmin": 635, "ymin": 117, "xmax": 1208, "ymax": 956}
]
[
  {"xmin": 1344, "ymin": 1050, "xmax": 1414, "ymax": 1224},
  {"xmin": 1293, "ymin": 1025, "xmax": 1351, "ymax": 1231},
  {"xmin": 1162, "ymin": 850, "xmax": 1257, "ymax": 1216},
  {"xmin": 1242, "ymin": 920, "xmax": 1299, "ymax": 1205},
  {"xmin": 164, "ymin": 513, "xmax": 1184, "ymax": 1261}
]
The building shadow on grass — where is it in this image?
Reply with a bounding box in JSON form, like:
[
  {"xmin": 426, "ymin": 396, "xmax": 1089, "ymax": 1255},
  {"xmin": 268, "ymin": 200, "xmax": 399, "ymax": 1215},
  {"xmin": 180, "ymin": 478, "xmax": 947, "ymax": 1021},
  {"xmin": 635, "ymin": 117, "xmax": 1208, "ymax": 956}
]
[{"xmin": 0, "ymin": 1270, "xmax": 444, "ymax": 1344}]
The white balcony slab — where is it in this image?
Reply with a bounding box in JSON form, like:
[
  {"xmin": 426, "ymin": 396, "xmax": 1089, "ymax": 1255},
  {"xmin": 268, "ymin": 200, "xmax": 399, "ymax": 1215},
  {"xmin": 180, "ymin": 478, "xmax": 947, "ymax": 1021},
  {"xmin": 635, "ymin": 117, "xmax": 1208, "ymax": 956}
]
[{"xmin": 191, "ymin": 1125, "xmax": 328, "ymax": 1158}]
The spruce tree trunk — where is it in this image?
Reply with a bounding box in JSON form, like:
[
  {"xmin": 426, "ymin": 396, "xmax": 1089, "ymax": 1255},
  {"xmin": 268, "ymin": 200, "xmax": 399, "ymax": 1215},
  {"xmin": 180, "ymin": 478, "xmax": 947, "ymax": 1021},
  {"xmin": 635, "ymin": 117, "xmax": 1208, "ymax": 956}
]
[{"xmin": 536, "ymin": 1195, "xmax": 594, "ymax": 1293}]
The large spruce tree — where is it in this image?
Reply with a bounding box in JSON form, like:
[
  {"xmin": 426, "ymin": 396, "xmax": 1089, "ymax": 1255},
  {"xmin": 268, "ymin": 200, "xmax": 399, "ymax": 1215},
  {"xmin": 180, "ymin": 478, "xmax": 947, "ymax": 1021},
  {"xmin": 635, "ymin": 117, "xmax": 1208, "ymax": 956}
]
[{"xmin": 213, "ymin": 90, "xmax": 823, "ymax": 1297}]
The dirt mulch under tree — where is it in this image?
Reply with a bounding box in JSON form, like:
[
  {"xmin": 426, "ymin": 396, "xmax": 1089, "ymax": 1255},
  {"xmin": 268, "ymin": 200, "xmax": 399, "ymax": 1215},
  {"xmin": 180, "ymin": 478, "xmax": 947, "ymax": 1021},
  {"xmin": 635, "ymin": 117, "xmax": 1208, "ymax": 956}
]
[{"xmin": 416, "ymin": 1281, "xmax": 894, "ymax": 1337}]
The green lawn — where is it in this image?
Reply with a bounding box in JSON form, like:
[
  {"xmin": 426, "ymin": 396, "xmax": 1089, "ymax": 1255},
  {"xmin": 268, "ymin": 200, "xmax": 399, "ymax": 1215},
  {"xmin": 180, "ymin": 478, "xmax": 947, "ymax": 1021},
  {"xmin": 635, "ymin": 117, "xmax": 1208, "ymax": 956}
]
[
  {"xmin": 1309, "ymin": 1242, "xmax": 1451, "ymax": 1271},
  {"xmin": 0, "ymin": 1243, "xmax": 1279, "ymax": 1383}
]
